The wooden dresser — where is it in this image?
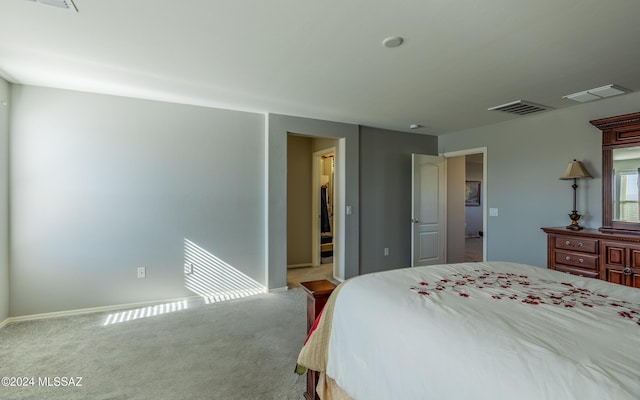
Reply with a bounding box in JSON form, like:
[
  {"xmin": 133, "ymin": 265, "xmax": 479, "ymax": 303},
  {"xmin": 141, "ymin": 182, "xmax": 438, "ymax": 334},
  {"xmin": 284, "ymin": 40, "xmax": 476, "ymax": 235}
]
[
  {"xmin": 542, "ymin": 112, "xmax": 640, "ymax": 289},
  {"xmin": 542, "ymin": 227, "xmax": 640, "ymax": 288}
]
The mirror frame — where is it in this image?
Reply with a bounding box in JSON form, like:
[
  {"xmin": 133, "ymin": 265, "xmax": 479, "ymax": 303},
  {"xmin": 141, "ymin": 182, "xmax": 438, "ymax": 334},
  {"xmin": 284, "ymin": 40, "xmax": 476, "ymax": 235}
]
[{"xmin": 591, "ymin": 111, "xmax": 640, "ymax": 234}]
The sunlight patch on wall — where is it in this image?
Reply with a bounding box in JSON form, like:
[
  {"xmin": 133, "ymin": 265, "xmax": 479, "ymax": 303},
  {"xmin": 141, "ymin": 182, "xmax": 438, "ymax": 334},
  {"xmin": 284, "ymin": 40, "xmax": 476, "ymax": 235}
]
[
  {"xmin": 103, "ymin": 300, "xmax": 188, "ymax": 326},
  {"xmin": 184, "ymin": 238, "xmax": 266, "ymax": 304}
]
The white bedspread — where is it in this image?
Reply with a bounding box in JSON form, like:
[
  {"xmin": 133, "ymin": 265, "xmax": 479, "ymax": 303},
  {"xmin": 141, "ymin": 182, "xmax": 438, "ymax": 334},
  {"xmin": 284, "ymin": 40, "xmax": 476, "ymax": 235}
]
[{"xmin": 325, "ymin": 262, "xmax": 640, "ymax": 400}]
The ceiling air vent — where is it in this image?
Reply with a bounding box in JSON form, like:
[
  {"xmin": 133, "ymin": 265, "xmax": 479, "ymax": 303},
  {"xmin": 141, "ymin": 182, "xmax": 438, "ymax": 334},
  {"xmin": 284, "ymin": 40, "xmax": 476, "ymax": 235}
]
[
  {"xmin": 488, "ymin": 100, "xmax": 552, "ymax": 116},
  {"xmin": 563, "ymin": 84, "xmax": 630, "ymax": 103},
  {"xmin": 25, "ymin": 0, "xmax": 78, "ymax": 12}
]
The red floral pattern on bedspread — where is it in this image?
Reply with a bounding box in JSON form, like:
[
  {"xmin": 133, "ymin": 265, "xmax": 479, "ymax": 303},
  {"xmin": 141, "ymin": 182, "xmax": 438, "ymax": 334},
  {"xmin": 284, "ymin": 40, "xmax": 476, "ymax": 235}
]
[{"xmin": 409, "ymin": 269, "xmax": 640, "ymax": 326}]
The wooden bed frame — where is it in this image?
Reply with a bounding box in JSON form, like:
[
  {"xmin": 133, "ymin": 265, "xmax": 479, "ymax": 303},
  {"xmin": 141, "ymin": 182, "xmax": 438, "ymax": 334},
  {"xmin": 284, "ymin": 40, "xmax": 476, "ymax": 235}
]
[{"xmin": 299, "ymin": 280, "xmax": 337, "ymax": 400}]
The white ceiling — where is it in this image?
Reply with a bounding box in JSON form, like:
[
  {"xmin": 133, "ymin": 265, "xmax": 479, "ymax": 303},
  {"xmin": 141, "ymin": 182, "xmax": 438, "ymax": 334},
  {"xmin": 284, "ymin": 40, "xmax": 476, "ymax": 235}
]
[{"xmin": 2, "ymin": 0, "xmax": 640, "ymax": 135}]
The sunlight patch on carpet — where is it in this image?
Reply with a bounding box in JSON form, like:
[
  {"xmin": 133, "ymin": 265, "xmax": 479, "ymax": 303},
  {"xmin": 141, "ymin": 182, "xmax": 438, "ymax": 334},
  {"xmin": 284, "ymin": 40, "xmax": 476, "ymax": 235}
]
[{"xmin": 103, "ymin": 300, "xmax": 188, "ymax": 326}]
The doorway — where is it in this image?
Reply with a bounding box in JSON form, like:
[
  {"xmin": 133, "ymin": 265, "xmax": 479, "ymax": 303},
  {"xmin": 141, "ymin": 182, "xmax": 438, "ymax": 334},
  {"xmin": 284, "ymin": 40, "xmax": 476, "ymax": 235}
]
[
  {"xmin": 313, "ymin": 149, "xmax": 336, "ymax": 267},
  {"xmin": 286, "ymin": 135, "xmax": 339, "ymax": 287},
  {"xmin": 463, "ymin": 153, "xmax": 484, "ymax": 262},
  {"xmin": 444, "ymin": 148, "xmax": 486, "ymax": 263}
]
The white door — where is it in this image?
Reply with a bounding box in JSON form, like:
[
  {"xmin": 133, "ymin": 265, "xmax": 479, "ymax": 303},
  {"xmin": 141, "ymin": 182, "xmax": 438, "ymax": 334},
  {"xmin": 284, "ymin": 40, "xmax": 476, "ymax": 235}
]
[{"xmin": 411, "ymin": 154, "xmax": 446, "ymax": 267}]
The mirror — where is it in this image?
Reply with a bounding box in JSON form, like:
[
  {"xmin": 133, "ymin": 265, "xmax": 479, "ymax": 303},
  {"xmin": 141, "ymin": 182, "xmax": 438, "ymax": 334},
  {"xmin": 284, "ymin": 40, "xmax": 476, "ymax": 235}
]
[
  {"xmin": 612, "ymin": 147, "xmax": 640, "ymax": 222},
  {"xmin": 591, "ymin": 111, "xmax": 640, "ymax": 234}
]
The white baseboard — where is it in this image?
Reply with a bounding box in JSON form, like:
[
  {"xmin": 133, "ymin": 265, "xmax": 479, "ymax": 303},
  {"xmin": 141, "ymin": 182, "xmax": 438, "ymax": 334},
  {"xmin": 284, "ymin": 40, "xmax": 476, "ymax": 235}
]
[
  {"xmin": 3, "ymin": 295, "xmax": 202, "ymax": 326},
  {"xmin": 0, "ymin": 288, "xmax": 294, "ymax": 328},
  {"xmin": 287, "ymin": 263, "xmax": 312, "ymax": 269}
]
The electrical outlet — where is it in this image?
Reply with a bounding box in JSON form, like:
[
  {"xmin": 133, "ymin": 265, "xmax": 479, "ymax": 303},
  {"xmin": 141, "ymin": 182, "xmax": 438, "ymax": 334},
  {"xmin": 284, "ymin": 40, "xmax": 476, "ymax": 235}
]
[
  {"xmin": 137, "ymin": 266, "xmax": 146, "ymax": 279},
  {"xmin": 185, "ymin": 263, "xmax": 193, "ymax": 274},
  {"xmin": 384, "ymin": 248, "xmax": 390, "ymax": 256}
]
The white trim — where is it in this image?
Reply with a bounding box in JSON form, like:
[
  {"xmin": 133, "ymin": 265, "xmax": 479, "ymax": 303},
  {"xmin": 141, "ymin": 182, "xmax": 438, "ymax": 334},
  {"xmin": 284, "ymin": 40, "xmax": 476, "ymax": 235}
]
[
  {"xmin": 334, "ymin": 138, "xmax": 346, "ymax": 281},
  {"xmin": 269, "ymin": 286, "xmax": 288, "ymax": 293},
  {"xmin": 3, "ymin": 295, "xmax": 201, "ymax": 325},
  {"xmin": 442, "ymin": 147, "xmax": 487, "ymax": 158},
  {"xmin": 264, "ymin": 113, "xmax": 271, "ymax": 289},
  {"xmin": 0, "ymin": 318, "xmax": 10, "ymax": 330}
]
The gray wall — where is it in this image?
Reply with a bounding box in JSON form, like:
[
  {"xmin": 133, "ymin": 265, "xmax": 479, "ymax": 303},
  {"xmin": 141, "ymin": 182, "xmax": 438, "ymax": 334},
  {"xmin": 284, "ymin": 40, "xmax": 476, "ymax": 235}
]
[
  {"xmin": 359, "ymin": 126, "xmax": 438, "ymax": 274},
  {"xmin": 10, "ymin": 85, "xmax": 266, "ymax": 316},
  {"xmin": 439, "ymin": 91, "xmax": 640, "ymax": 267},
  {"xmin": 10, "ymin": 80, "xmax": 640, "ymax": 317},
  {"xmin": 268, "ymin": 114, "xmax": 359, "ymax": 286},
  {"xmin": 0, "ymin": 79, "xmax": 9, "ymax": 323}
]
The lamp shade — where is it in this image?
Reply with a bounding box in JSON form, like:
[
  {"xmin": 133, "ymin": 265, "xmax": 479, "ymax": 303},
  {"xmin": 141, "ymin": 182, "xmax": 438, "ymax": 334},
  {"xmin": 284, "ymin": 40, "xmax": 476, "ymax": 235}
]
[{"xmin": 560, "ymin": 159, "xmax": 592, "ymax": 180}]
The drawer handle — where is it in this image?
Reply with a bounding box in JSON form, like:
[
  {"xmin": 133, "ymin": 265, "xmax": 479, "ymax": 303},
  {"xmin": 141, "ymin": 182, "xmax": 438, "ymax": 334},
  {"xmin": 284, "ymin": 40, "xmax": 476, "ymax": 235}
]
[
  {"xmin": 564, "ymin": 240, "xmax": 584, "ymax": 248},
  {"xmin": 577, "ymin": 242, "xmax": 583, "ymax": 247},
  {"xmin": 578, "ymin": 258, "xmax": 584, "ymax": 263},
  {"xmin": 624, "ymin": 267, "xmax": 632, "ymax": 275},
  {"xmin": 565, "ymin": 256, "xmax": 571, "ymax": 261},
  {"xmin": 565, "ymin": 240, "xmax": 570, "ymax": 245}
]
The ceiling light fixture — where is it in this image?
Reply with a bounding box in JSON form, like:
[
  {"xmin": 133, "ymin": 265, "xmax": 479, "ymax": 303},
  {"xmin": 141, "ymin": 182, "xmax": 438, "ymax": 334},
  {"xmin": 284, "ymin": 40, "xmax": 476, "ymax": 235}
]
[
  {"xmin": 409, "ymin": 124, "xmax": 422, "ymax": 129},
  {"xmin": 563, "ymin": 84, "xmax": 630, "ymax": 103},
  {"xmin": 382, "ymin": 36, "xmax": 404, "ymax": 48}
]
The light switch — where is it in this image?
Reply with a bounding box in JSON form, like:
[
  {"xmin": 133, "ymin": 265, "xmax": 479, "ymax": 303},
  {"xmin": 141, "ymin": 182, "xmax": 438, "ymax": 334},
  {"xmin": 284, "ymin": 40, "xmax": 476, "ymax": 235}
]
[{"xmin": 346, "ymin": 205, "xmax": 352, "ymax": 215}]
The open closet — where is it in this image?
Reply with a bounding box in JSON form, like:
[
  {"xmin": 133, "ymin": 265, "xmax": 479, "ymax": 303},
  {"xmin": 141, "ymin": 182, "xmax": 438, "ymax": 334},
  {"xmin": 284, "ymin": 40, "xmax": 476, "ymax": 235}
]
[{"xmin": 320, "ymin": 153, "xmax": 334, "ymax": 264}]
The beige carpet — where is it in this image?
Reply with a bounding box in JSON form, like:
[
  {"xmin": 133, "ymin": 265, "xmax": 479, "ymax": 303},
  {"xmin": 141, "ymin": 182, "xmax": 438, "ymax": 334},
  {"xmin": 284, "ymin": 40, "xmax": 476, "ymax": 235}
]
[
  {"xmin": 0, "ymin": 289, "xmax": 307, "ymax": 400},
  {"xmin": 287, "ymin": 263, "xmax": 335, "ymax": 288},
  {"xmin": 465, "ymin": 237, "xmax": 483, "ymax": 262}
]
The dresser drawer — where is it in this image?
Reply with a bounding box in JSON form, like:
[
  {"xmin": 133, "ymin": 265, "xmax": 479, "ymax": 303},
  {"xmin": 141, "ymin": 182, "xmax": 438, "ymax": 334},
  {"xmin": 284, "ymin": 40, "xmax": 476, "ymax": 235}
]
[
  {"xmin": 554, "ymin": 250, "xmax": 598, "ymax": 270},
  {"xmin": 544, "ymin": 226, "xmax": 640, "ymax": 285},
  {"xmin": 554, "ymin": 236, "xmax": 598, "ymax": 253},
  {"xmin": 554, "ymin": 264, "xmax": 600, "ymax": 278}
]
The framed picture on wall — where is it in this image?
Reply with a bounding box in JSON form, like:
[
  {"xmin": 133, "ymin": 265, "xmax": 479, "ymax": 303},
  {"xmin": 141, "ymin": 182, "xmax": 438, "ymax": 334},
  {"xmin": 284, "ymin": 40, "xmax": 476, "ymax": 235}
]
[{"xmin": 465, "ymin": 181, "xmax": 481, "ymax": 206}]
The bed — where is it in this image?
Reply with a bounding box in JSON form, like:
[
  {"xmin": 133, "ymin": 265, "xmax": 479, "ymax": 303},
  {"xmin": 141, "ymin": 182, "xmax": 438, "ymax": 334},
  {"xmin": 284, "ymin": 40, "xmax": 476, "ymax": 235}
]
[{"xmin": 296, "ymin": 261, "xmax": 640, "ymax": 400}]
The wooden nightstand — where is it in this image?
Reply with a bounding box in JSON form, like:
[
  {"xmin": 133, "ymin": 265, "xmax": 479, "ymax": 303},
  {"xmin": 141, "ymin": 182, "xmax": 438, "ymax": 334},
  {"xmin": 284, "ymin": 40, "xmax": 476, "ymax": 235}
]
[{"xmin": 299, "ymin": 279, "xmax": 337, "ymax": 400}]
